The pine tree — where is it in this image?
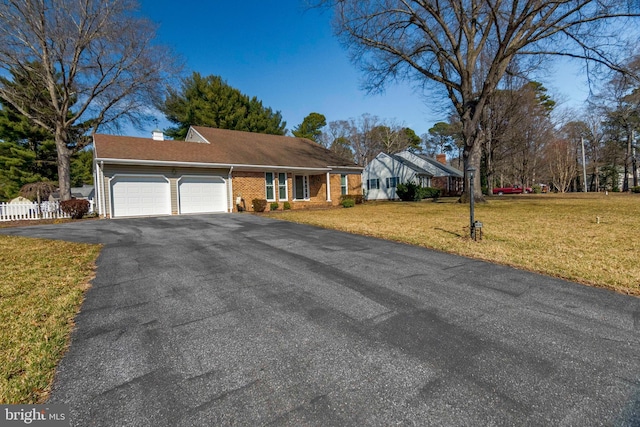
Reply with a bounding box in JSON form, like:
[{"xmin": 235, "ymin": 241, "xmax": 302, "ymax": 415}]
[{"xmin": 161, "ymin": 73, "xmax": 286, "ymax": 139}]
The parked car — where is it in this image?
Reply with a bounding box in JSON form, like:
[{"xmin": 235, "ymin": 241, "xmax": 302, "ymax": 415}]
[{"xmin": 492, "ymin": 185, "xmax": 532, "ymax": 195}]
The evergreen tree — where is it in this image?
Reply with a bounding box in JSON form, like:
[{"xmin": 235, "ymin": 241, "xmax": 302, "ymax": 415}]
[
  {"xmin": 0, "ymin": 97, "xmax": 58, "ymax": 180},
  {"xmin": 161, "ymin": 72, "xmax": 286, "ymax": 139},
  {"xmin": 70, "ymin": 149, "xmax": 94, "ymax": 187},
  {"xmin": 0, "ymin": 141, "xmax": 41, "ymax": 201},
  {"xmin": 293, "ymin": 112, "xmax": 326, "ymax": 142}
]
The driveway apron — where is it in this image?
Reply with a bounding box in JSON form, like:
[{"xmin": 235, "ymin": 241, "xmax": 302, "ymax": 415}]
[{"xmin": 2, "ymin": 215, "xmax": 639, "ymax": 426}]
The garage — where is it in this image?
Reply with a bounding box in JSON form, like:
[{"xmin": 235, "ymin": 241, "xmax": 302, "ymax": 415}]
[
  {"xmin": 178, "ymin": 176, "xmax": 228, "ymax": 214},
  {"xmin": 111, "ymin": 175, "xmax": 171, "ymax": 218}
]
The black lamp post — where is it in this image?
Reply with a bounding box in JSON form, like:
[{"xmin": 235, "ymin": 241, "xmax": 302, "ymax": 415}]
[{"xmin": 467, "ymin": 167, "xmax": 476, "ymax": 240}]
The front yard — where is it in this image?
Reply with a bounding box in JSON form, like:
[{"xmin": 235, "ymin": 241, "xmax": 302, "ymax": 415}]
[
  {"xmin": 266, "ymin": 193, "xmax": 640, "ymax": 296},
  {"xmin": 0, "ymin": 235, "xmax": 101, "ymax": 403}
]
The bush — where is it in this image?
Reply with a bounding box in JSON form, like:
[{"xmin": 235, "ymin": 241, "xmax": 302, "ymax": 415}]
[
  {"xmin": 420, "ymin": 187, "xmax": 441, "ymax": 199},
  {"xmin": 252, "ymin": 198, "xmax": 267, "ymax": 212},
  {"xmin": 395, "ymin": 182, "xmax": 422, "ymax": 201},
  {"xmin": 632, "ymin": 186, "xmax": 640, "ymax": 193},
  {"xmin": 341, "ymin": 198, "xmax": 355, "ymax": 208},
  {"xmin": 60, "ymin": 199, "xmax": 90, "ymax": 219},
  {"xmin": 283, "ymin": 201, "xmax": 291, "ymax": 210},
  {"xmin": 532, "ymin": 184, "xmax": 542, "ymax": 194},
  {"xmin": 270, "ymin": 202, "xmax": 279, "ymax": 211},
  {"xmin": 340, "ymin": 194, "xmax": 364, "ymax": 204}
]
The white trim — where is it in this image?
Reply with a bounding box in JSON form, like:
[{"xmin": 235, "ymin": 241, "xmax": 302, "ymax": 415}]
[
  {"xmin": 228, "ymin": 166, "xmax": 234, "ymax": 213},
  {"xmin": 185, "ymin": 127, "xmax": 209, "ymax": 143},
  {"xmin": 265, "ymin": 172, "xmax": 276, "ymax": 202},
  {"xmin": 277, "ymin": 172, "xmax": 288, "ymax": 201},
  {"xmin": 326, "ymin": 172, "xmax": 331, "ymax": 202},
  {"xmin": 293, "ymin": 174, "xmax": 310, "ymax": 201},
  {"xmin": 93, "ymin": 160, "xmax": 101, "ymax": 216},
  {"xmin": 99, "ymin": 161, "xmax": 106, "ymax": 217},
  {"xmin": 94, "ymin": 157, "xmax": 332, "ymax": 172},
  {"xmin": 177, "ymin": 175, "xmax": 227, "ymax": 214},
  {"xmin": 341, "ymin": 174, "xmax": 348, "ymax": 196},
  {"xmin": 109, "ymin": 174, "xmax": 171, "ymax": 218}
]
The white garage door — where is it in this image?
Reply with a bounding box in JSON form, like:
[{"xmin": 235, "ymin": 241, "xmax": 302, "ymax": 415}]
[
  {"xmin": 178, "ymin": 176, "xmax": 227, "ymax": 214},
  {"xmin": 111, "ymin": 175, "xmax": 171, "ymax": 218}
]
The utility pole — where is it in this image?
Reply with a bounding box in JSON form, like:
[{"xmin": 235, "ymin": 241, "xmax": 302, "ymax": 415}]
[{"xmin": 581, "ymin": 137, "xmax": 588, "ymax": 192}]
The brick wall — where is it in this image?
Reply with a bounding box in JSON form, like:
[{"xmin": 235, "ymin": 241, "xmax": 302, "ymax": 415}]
[{"xmin": 231, "ymin": 171, "xmax": 362, "ymax": 212}]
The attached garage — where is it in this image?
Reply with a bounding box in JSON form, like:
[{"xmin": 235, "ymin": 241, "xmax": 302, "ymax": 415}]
[
  {"xmin": 110, "ymin": 175, "xmax": 171, "ymax": 218},
  {"xmin": 178, "ymin": 176, "xmax": 228, "ymax": 214}
]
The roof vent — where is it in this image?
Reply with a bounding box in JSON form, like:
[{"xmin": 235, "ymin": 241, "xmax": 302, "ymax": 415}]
[{"xmin": 152, "ymin": 128, "xmax": 164, "ymax": 141}]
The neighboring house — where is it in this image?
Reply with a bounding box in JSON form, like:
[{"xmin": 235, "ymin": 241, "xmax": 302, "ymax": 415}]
[
  {"xmin": 49, "ymin": 184, "xmax": 95, "ymax": 202},
  {"xmin": 363, "ymin": 151, "xmax": 463, "ymax": 200},
  {"xmin": 93, "ymin": 126, "xmax": 362, "ymax": 218},
  {"xmin": 363, "ymin": 152, "xmax": 433, "ymax": 200},
  {"xmin": 395, "ymin": 151, "xmax": 463, "ymax": 196}
]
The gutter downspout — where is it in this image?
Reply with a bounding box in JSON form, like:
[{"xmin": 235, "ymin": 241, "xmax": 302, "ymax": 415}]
[
  {"xmin": 326, "ymin": 171, "xmax": 331, "ymax": 203},
  {"xmin": 99, "ymin": 161, "xmax": 106, "ymax": 217},
  {"xmin": 93, "ymin": 159, "xmax": 99, "ymax": 216},
  {"xmin": 228, "ymin": 166, "xmax": 234, "ymax": 213}
]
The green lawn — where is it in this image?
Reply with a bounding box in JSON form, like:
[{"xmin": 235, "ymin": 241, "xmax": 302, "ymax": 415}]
[
  {"xmin": 0, "ymin": 235, "xmax": 101, "ymax": 403},
  {"xmin": 266, "ymin": 193, "xmax": 640, "ymax": 296}
]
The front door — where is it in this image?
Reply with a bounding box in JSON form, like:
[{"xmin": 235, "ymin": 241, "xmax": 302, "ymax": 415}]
[{"xmin": 294, "ymin": 175, "xmax": 309, "ymax": 200}]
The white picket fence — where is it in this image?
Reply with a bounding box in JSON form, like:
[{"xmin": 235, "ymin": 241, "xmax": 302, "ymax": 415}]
[{"xmin": 0, "ymin": 200, "xmax": 94, "ymax": 222}]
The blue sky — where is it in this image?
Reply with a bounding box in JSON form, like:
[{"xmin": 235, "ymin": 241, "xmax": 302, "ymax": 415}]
[{"xmin": 137, "ymin": 0, "xmax": 591, "ymax": 138}]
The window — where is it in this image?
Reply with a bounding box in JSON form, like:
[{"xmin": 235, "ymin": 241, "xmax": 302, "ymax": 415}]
[
  {"xmin": 294, "ymin": 175, "xmax": 309, "ymax": 200},
  {"xmin": 265, "ymin": 172, "xmax": 275, "ymax": 201},
  {"xmin": 341, "ymin": 174, "xmax": 348, "ymax": 195},
  {"xmin": 278, "ymin": 172, "xmax": 288, "ymax": 200},
  {"xmin": 367, "ymin": 178, "xmax": 380, "ymax": 190},
  {"xmin": 386, "ymin": 177, "xmax": 400, "ymax": 188}
]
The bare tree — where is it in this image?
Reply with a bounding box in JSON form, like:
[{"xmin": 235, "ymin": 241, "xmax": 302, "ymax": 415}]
[
  {"xmin": 0, "ymin": 0, "xmax": 179, "ymax": 200},
  {"xmin": 324, "ymin": 0, "xmax": 640, "ymax": 201},
  {"xmin": 546, "ymin": 138, "xmax": 578, "ymax": 192}
]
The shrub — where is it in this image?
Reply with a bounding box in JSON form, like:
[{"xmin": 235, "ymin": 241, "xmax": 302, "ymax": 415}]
[
  {"xmin": 252, "ymin": 198, "xmax": 267, "ymax": 212},
  {"xmin": 60, "ymin": 199, "xmax": 90, "ymax": 219},
  {"xmin": 341, "ymin": 198, "xmax": 355, "ymax": 208},
  {"xmin": 395, "ymin": 182, "xmax": 422, "ymax": 201},
  {"xmin": 532, "ymin": 184, "xmax": 542, "ymax": 194},
  {"xmin": 632, "ymin": 186, "xmax": 640, "ymax": 193},
  {"xmin": 420, "ymin": 187, "xmax": 441, "ymax": 199},
  {"xmin": 270, "ymin": 202, "xmax": 279, "ymax": 211},
  {"xmin": 283, "ymin": 201, "xmax": 291, "ymax": 210},
  {"xmin": 340, "ymin": 194, "xmax": 364, "ymax": 204}
]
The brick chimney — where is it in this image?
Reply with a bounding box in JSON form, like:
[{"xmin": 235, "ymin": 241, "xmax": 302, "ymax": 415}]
[{"xmin": 436, "ymin": 153, "xmax": 447, "ymax": 165}]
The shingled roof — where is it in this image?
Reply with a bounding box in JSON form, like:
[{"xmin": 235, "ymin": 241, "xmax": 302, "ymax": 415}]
[{"xmin": 93, "ymin": 126, "xmax": 360, "ymax": 170}]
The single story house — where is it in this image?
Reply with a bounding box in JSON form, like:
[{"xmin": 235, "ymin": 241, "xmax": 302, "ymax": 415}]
[
  {"xmin": 50, "ymin": 184, "xmax": 95, "ymax": 202},
  {"xmin": 395, "ymin": 151, "xmax": 464, "ymax": 196},
  {"xmin": 363, "ymin": 151, "xmax": 463, "ymax": 200},
  {"xmin": 363, "ymin": 152, "xmax": 433, "ymax": 200},
  {"xmin": 93, "ymin": 126, "xmax": 362, "ymax": 218}
]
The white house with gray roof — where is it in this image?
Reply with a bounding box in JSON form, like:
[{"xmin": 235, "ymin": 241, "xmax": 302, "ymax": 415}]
[{"xmin": 363, "ymin": 151, "xmax": 463, "ymax": 200}]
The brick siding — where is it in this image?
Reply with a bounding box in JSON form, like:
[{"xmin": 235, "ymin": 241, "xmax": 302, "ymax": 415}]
[{"xmin": 231, "ymin": 171, "xmax": 362, "ymax": 212}]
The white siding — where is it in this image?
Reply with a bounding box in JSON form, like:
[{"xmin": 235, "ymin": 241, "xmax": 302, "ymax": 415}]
[{"xmin": 362, "ymin": 153, "xmax": 418, "ymax": 200}]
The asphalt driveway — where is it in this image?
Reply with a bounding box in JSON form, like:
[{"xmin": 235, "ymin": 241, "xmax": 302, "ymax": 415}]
[{"xmin": 2, "ymin": 214, "xmax": 639, "ymax": 426}]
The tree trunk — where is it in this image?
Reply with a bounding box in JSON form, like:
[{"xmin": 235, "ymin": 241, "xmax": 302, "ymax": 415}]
[
  {"xmin": 460, "ymin": 141, "xmax": 485, "ymax": 203},
  {"xmin": 623, "ymin": 130, "xmax": 632, "ymax": 192},
  {"xmin": 55, "ymin": 130, "xmax": 72, "ymax": 201}
]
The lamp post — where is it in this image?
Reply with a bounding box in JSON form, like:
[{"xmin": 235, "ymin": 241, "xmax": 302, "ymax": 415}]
[{"xmin": 467, "ymin": 167, "xmax": 476, "ymax": 240}]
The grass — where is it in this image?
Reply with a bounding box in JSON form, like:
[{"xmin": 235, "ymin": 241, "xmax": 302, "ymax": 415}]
[
  {"xmin": 0, "ymin": 234, "xmax": 101, "ymax": 404},
  {"xmin": 266, "ymin": 193, "xmax": 640, "ymax": 296}
]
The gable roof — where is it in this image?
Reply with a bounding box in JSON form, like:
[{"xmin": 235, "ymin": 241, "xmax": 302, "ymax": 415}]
[
  {"xmin": 395, "ymin": 151, "xmax": 463, "ymax": 177},
  {"xmin": 388, "ymin": 153, "xmax": 433, "ymax": 176},
  {"xmin": 93, "ymin": 126, "xmax": 360, "ymax": 171},
  {"xmin": 412, "ymin": 153, "xmax": 464, "ymax": 177}
]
